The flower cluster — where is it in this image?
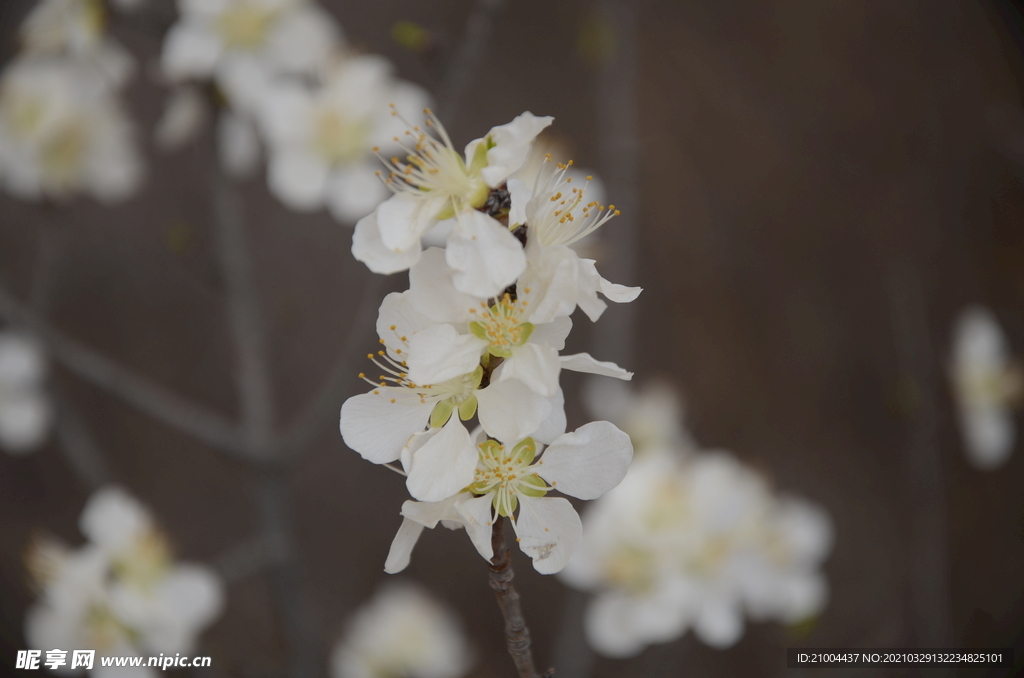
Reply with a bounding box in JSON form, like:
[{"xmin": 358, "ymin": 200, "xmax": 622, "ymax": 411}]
[
  {"xmin": 949, "ymin": 306, "xmax": 1021, "ymax": 469},
  {"xmin": 0, "ymin": 331, "xmax": 53, "ymax": 454},
  {"xmin": 24, "ymin": 486, "xmax": 224, "ymax": 674},
  {"xmin": 0, "ymin": 0, "xmax": 142, "ymax": 202},
  {"xmin": 561, "ymin": 380, "xmax": 833, "ymax": 656},
  {"xmin": 340, "ymin": 110, "xmax": 641, "ymax": 574},
  {"xmin": 330, "ymin": 581, "xmax": 473, "ymax": 678},
  {"xmin": 159, "ymin": 0, "xmax": 429, "ymax": 222}
]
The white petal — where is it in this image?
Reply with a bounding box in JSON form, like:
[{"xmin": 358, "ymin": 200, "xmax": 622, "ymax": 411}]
[
  {"xmin": 507, "ymin": 177, "xmax": 530, "ymax": 226},
  {"xmin": 154, "ymin": 86, "xmax": 207, "ymax": 150},
  {"xmin": 962, "ymin": 407, "xmax": 1014, "ymax": 469},
  {"xmin": 599, "ymin": 275, "xmax": 642, "ymax": 303},
  {"xmin": 79, "ymin": 486, "xmax": 150, "ymax": 553},
  {"xmin": 0, "ymin": 333, "xmax": 46, "ymax": 385},
  {"xmin": 480, "ymin": 112, "xmax": 554, "ymax": 187},
  {"xmin": 538, "ymin": 421, "xmax": 633, "ymax": 499},
  {"xmin": 263, "ymin": 5, "xmax": 340, "ymax": 74},
  {"xmin": 528, "ymin": 315, "xmax": 572, "ymax": 351},
  {"xmin": 513, "ymin": 496, "xmax": 581, "ymax": 574},
  {"xmin": 401, "ymin": 495, "xmax": 466, "ymax": 528},
  {"xmin": 384, "ymin": 518, "xmax": 424, "ymax": 574},
  {"xmin": 694, "ymin": 598, "xmax": 744, "ymax": 649},
  {"xmin": 326, "ymin": 164, "xmax": 389, "ymax": 223},
  {"xmin": 255, "ymin": 82, "xmax": 311, "ymax": 145},
  {"xmin": 352, "ymin": 210, "xmax": 424, "ymax": 274},
  {"xmin": 339, "ymin": 390, "xmax": 433, "ymax": 464},
  {"xmin": 218, "ymin": 112, "xmax": 261, "ymax": 179},
  {"xmin": 775, "ymin": 497, "xmax": 833, "ymax": 565},
  {"xmin": 375, "ymin": 291, "xmax": 434, "ymax": 360},
  {"xmin": 406, "ymin": 324, "xmax": 485, "ymax": 386},
  {"xmin": 0, "ymin": 394, "xmax": 51, "ymax": 454},
  {"xmin": 497, "ymin": 343, "xmax": 561, "ymax": 398},
  {"xmin": 476, "ymin": 379, "xmax": 552, "ymax": 445},
  {"xmin": 445, "ymin": 211, "xmax": 525, "ymax": 298},
  {"xmin": 216, "ymin": 55, "xmax": 273, "ymax": 114},
  {"xmin": 518, "ymin": 247, "xmax": 585, "ymax": 324},
  {"xmin": 267, "ymin": 147, "xmax": 329, "ymax": 210},
  {"xmin": 377, "ymin": 193, "xmax": 445, "ymax": 253},
  {"xmin": 531, "ymin": 388, "xmax": 567, "ymax": 445},
  {"xmin": 583, "ymin": 593, "xmax": 651, "ymax": 658},
  {"xmin": 406, "ymin": 417, "xmax": 477, "ymax": 503},
  {"xmin": 408, "ymin": 247, "xmax": 481, "ymax": 325},
  {"xmin": 454, "ymin": 494, "xmax": 495, "ymax": 562},
  {"xmin": 560, "ymin": 352, "xmax": 632, "ymax": 380},
  {"xmin": 161, "ymin": 21, "xmax": 221, "ymax": 80}
]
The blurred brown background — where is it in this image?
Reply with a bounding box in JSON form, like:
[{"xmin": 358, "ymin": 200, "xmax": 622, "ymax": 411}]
[{"xmin": 1, "ymin": 0, "xmax": 1023, "ymax": 676}]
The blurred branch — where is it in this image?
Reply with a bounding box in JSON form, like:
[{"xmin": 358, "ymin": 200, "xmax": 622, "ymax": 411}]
[
  {"xmin": 213, "ymin": 174, "xmax": 274, "ymax": 454},
  {"xmin": 0, "ymin": 285, "xmax": 248, "ymax": 456},
  {"xmin": 212, "ymin": 174, "xmax": 316, "ymax": 678},
  {"xmin": 886, "ymin": 264, "xmax": 953, "ymax": 649},
  {"xmin": 270, "ymin": 274, "xmax": 386, "ymax": 458},
  {"xmin": 53, "ymin": 392, "xmax": 113, "ymax": 490},
  {"xmin": 489, "ymin": 518, "xmax": 549, "ymax": 678},
  {"xmin": 435, "ymin": 0, "xmax": 506, "ymax": 123},
  {"xmin": 213, "ymin": 531, "xmax": 287, "ymax": 584}
]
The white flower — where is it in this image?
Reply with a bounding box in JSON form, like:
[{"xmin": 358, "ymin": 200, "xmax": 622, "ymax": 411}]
[
  {"xmin": 385, "ymin": 421, "xmax": 633, "ymax": 575},
  {"xmin": 330, "ymin": 581, "xmax": 473, "ymax": 678},
  {"xmin": 19, "ymin": 0, "xmax": 136, "ymax": 88},
  {"xmin": 561, "ymin": 451, "xmax": 832, "ymax": 656},
  {"xmin": 393, "ymin": 247, "xmax": 633, "ymax": 400},
  {"xmin": 0, "ymin": 58, "xmax": 142, "ymax": 202},
  {"xmin": 949, "ymin": 306, "xmax": 1021, "ymax": 469},
  {"xmin": 0, "ymin": 331, "xmax": 53, "ymax": 454},
  {"xmin": 352, "ymin": 110, "xmax": 552, "ymax": 296},
  {"xmin": 339, "ymin": 260, "xmax": 565, "ymax": 502},
  {"xmin": 257, "ymin": 54, "xmax": 430, "ymax": 222},
  {"xmin": 24, "ymin": 486, "xmax": 225, "ymax": 671},
  {"xmin": 161, "ymin": 0, "xmax": 341, "ymax": 113},
  {"xmin": 510, "ymin": 159, "xmax": 641, "ymax": 323}
]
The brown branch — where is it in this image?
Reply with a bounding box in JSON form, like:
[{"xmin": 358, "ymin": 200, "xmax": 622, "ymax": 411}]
[{"xmin": 488, "ymin": 517, "xmax": 552, "ymax": 678}]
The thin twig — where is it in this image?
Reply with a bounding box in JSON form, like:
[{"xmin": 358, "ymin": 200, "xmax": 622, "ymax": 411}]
[
  {"xmin": 213, "ymin": 173, "xmax": 274, "ymax": 452},
  {"xmin": 886, "ymin": 264, "xmax": 953, "ymax": 648},
  {"xmin": 269, "ymin": 274, "xmax": 387, "ymax": 457},
  {"xmin": 212, "ymin": 173, "xmax": 316, "ymax": 678},
  {"xmin": 488, "ymin": 517, "xmax": 549, "ymax": 678},
  {"xmin": 0, "ymin": 285, "xmax": 248, "ymax": 456},
  {"xmin": 52, "ymin": 391, "xmax": 112, "ymax": 490}
]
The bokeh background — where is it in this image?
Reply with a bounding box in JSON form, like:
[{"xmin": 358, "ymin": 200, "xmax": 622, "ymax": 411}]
[{"xmin": 1, "ymin": 0, "xmax": 1024, "ymax": 676}]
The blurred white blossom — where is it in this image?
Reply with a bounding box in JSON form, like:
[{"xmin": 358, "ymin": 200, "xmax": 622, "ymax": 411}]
[
  {"xmin": 561, "ymin": 381, "xmax": 832, "ymax": 656},
  {"xmin": 950, "ymin": 306, "xmax": 1021, "ymax": 469},
  {"xmin": 20, "ymin": 0, "xmax": 136, "ymax": 88},
  {"xmin": 25, "ymin": 486, "xmax": 224, "ymax": 674},
  {"xmin": 330, "ymin": 581, "xmax": 472, "ymax": 678},
  {"xmin": 0, "ymin": 331, "xmax": 52, "ymax": 454},
  {"xmin": 257, "ymin": 54, "xmax": 429, "ymax": 222},
  {"xmin": 562, "ymin": 450, "xmax": 832, "ymax": 655},
  {"xmin": 161, "ymin": 0, "xmax": 341, "ymax": 115},
  {"xmin": 0, "ymin": 58, "xmax": 142, "ymax": 202}
]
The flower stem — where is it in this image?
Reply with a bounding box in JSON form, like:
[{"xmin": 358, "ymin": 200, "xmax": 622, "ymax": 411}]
[{"xmin": 488, "ymin": 517, "xmax": 552, "ymax": 678}]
